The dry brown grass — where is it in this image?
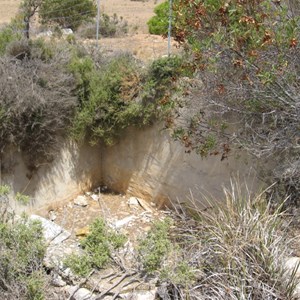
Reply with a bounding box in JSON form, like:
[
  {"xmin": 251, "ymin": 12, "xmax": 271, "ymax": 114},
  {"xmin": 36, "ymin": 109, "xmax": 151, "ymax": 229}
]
[{"xmin": 0, "ymin": 0, "xmax": 164, "ymax": 32}]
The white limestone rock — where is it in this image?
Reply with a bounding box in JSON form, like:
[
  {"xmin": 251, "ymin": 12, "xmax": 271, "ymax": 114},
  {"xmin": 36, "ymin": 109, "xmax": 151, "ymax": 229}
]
[
  {"xmin": 74, "ymin": 195, "xmax": 88, "ymax": 207},
  {"xmin": 30, "ymin": 215, "xmax": 71, "ymax": 244}
]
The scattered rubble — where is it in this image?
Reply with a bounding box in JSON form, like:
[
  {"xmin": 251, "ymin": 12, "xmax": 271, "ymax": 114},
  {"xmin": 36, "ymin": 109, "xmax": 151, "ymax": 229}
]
[{"xmin": 33, "ymin": 191, "xmax": 164, "ymax": 299}]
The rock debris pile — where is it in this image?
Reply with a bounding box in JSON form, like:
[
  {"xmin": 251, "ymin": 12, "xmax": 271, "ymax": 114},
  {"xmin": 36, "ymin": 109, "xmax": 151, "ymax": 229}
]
[{"xmin": 32, "ymin": 189, "xmax": 167, "ymax": 299}]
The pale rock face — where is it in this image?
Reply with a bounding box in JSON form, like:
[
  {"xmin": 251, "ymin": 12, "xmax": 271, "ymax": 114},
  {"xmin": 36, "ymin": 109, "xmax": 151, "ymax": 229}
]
[
  {"xmin": 4, "ymin": 141, "xmax": 102, "ymax": 214},
  {"xmin": 102, "ymin": 123, "xmax": 259, "ymax": 208},
  {"xmin": 4, "ymin": 124, "xmax": 258, "ymax": 214}
]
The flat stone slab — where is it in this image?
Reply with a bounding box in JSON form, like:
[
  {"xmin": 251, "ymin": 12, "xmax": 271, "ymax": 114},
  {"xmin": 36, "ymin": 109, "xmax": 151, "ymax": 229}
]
[
  {"xmin": 30, "ymin": 215, "xmax": 71, "ymax": 245},
  {"xmin": 74, "ymin": 195, "xmax": 88, "ymax": 207},
  {"xmin": 67, "ymin": 286, "xmax": 97, "ymax": 300}
]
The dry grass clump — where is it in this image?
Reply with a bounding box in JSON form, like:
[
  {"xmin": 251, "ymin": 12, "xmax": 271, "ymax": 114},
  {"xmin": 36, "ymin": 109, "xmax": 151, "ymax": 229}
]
[
  {"xmin": 76, "ymin": 13, "xmax": 128, "ymax": 39},
  {"xmin": 154, "ymin": 182, "xmax": 298, "ymax": 299}
]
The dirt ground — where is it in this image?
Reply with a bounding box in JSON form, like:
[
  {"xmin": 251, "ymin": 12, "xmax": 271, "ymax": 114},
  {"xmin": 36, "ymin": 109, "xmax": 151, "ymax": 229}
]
[
  {"xmin": 35, "ymin": 189, "xmax": 167, "ymax": 246},
  {"xmin": 0, "ymin": 0, "xmax": 164, "ymax": 33},
  {"xmin": 0, "ymin": 0, "xmax": 20, "ymax": 24}
]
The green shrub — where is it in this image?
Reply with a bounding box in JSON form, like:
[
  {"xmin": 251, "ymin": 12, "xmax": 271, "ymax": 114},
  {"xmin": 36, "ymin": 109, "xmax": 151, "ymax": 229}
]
[
  {"xmin": 39, "ymin": 0, "xmax": 97, "ymax": 31},
  {"xmin": 71, "ymin": 53, "xmax": 157, "ymax": 145},
  {"xmin": 148, "ymin": 55, "xmax": 183, "ymax": 82},
  {"xmin": 0, "ymin": 26, "xmax": 21, "ymax": 55},
  {"xmin": 64, "ymin": 253, "xmax": 92, "ymax": 277},
  {"xmin": 16, "ymin": 192, "xmax": 31, "ymax": 205},
  {"xmin": 160, "ymin": 261, "xmax": 195, "ymax": 286},
  {"xmin": 29, "ymin": 38, "xmax": 55, "ymax": 61},
  {"xmin": 0, "ymin": 215, "xmax": 46, "ymax": 299},
  {"xmin": 148, "ymin": 1, "xmax": 172, "ymax": 35},
  {"xmin": 138, "ymin": 218, "xmax": 172, "ymax": 273},
  {"xmin": 0, "ymin": 185, "xmax": 10, "ymax": 196},
  {"xmin": 64, "ymin": 218, "xmax": 126, "ymax": 276},
  {"xmin": 101, "ymin": 13, "xmax": 128, "ymax": 37}
]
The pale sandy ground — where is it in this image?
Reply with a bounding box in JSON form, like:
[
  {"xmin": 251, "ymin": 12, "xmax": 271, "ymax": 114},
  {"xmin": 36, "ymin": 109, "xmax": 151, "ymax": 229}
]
[
  {"xmin": 86, "ymin": 34, "xmax": 178, "ymax": 62},
  {"xmin": 0, "ymin": 0, "xmax": 21, "ymax": 24},
  {"xmin": 101, "ymin": 0, "xmax": 165, "ymax": 34},
  {"xmin": 0, "ymin": 0, "xmax": 164, "ymax": 32}
]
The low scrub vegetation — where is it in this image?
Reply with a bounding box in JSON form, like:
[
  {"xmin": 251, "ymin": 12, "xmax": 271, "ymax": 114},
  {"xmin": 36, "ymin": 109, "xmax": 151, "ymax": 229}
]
[
  {"xmin": 77, "ymin": 14, "xmax": 128, "ymax": 39},
  {"xmin": 0, "ymin": 39, "xmax": 77, "ymax": 167},
  {"xmin": 69, "ymin": 53, "xmax": 185, "ymax": 145},
  {"xmin": 148, "ymin": 1, "xmax": 172, "ymax": 36},
  {"xmin": 0, "ymin": 186, "xmax": 47, "ymax": 300},
  {"xmin": 138, "ymin": 218, "xmax": 172, "ymax": 273},
  {"xmin": 64, "ymin": 218, "xmax": 126, "ymax": 276},
  {"xmin": 138, "ymin": 182, "xmax": 298, "ymax": 299}
]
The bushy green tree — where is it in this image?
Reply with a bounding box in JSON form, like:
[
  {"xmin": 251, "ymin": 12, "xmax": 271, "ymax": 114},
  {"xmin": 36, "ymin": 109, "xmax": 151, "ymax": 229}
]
[
  {"xmin": 39, "ymin": 0, "xmax": 97, "ymax": 30},
  {"xmin": 148, "ymin": 1, "xmax": 173, "ymax": 35}
]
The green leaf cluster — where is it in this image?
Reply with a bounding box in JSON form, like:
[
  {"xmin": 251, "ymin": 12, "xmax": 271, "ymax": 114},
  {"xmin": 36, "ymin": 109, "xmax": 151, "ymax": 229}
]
[
  {"xmin": 138, "ymin": 218, "xmax": 172, "ymax": 273},
  {"xmin": 148, "ymin": 1, "xmax": 172, "ymax": 35}
]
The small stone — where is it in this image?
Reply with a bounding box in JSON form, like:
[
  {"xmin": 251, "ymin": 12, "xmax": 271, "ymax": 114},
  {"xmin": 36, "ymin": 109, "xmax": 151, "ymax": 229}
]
[
  {"xmin": 101, "ymin": 185, "xmax": 108, "ymax": 192},
  {"xmin": 51, "ymin": 274, "xmax": 66, "ymax": 287},
  {"xmin": 136, "ymin": 198, "xmax": 153, "ymax": 212},
  {"xmin": 150, "ymin": 202, "xmax": 156, "ymax": 207},
  {"xmin": 49, "ymin": 210, "xmax": 57, "ymax": 221},
  {"xmin": 94, "ymin": 187, "xmax": 101, "ymax": 193},
  {"xmin": 68, "ymin": 287, "xmax": 97, "ymax": 300},
  {"xmin": 62, "ymin": 268, "xmax": 72, "ymax": 278},
  {"xmin": 128, "ymin": 197, "xmax": 139, "ymax": 206},
  {"xmin": 75, "ymin": 226, "xmax": 90, "ymax": 237},
  {"xmin": 74, "ymin": 195, "xmax": 88, "ymax": 207},
  {"xmin": 91, "ymin": 194, "xmax": 99, "ymax": 201},
  {"xmin": 114, "ymin": 216, "xmax": 137, "ymax": 228},
  {"xmin": 143, "ymin": 226, "xmax": 152, "ymax": 232},
  {"xmin": 61, "ymin": 28, "xmax": 73, "ymax": 35},
  {"xmin": 285, "ymin": 257, "xmax": 300, "ymax": 277},
  {"xmin": 121, "ymin": 289, "xmax": 157, "ymax": 300},
  {"xmin": 85, "ymin": 191, "xmax": 92, "ymax": 196}
]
